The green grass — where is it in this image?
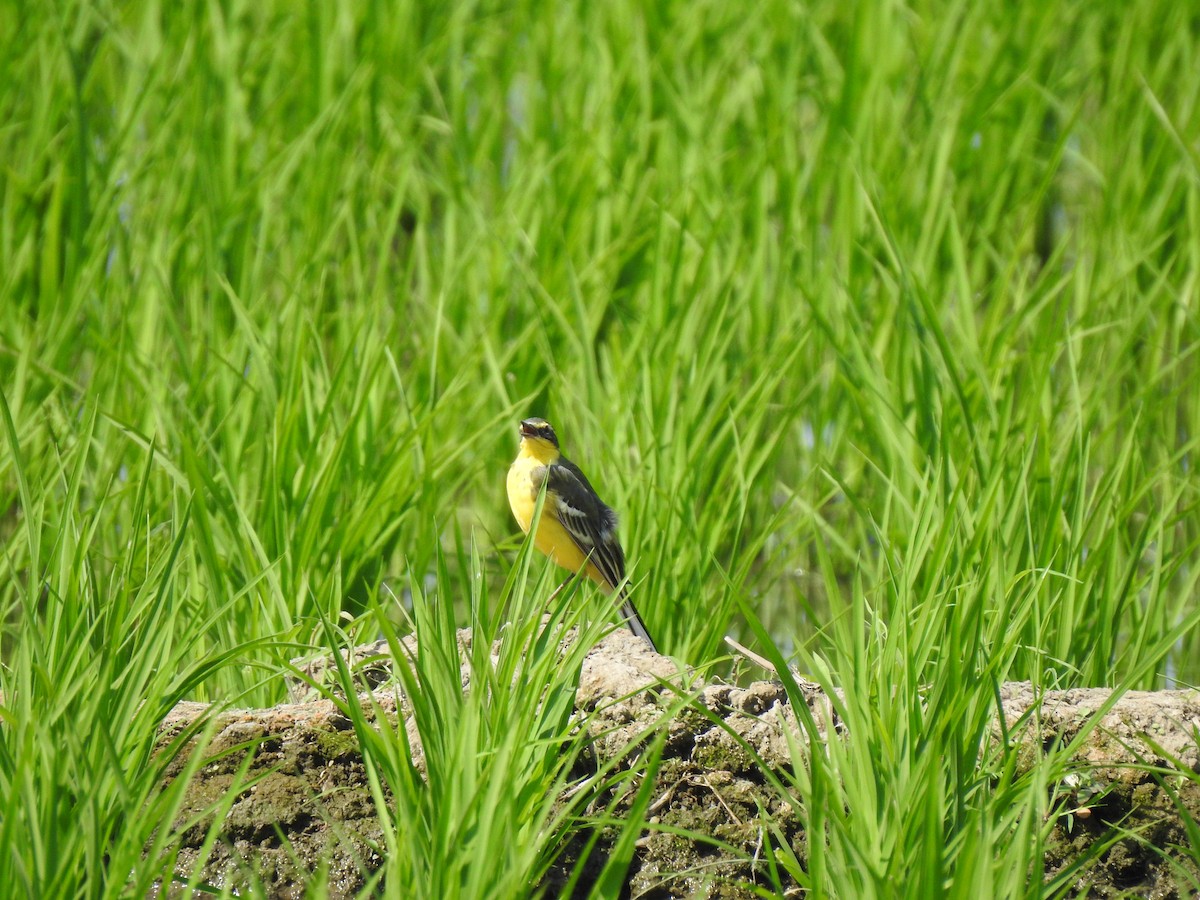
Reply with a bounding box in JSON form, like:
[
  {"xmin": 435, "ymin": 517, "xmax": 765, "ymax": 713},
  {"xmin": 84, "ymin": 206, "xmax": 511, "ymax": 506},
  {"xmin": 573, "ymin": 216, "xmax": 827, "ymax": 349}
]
[{"xmin": 2, "ymin": 0, "xmax": 1200, "ymax": 896}]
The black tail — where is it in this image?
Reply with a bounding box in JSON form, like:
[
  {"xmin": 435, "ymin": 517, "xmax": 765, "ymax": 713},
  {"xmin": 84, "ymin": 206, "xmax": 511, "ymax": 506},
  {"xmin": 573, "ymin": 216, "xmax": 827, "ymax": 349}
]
[{"xmin": 618, "ymin": 594, "xmax": 658, "ymax": 653}]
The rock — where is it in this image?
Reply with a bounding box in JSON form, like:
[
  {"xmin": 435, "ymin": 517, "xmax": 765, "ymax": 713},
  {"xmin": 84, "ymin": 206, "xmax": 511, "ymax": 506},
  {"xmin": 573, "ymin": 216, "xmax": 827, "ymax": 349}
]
[{"xmin": 156, "ymin": 630, "xmax": 1200, "ymax": 898}]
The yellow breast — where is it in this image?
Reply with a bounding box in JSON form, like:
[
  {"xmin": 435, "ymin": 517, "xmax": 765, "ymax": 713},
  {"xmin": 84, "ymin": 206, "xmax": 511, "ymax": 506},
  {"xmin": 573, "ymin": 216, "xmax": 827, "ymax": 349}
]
[
  {"xmin": 506, "ymin": 454, "xmax": 539, "ymax": 534},
  {"xmin": 507, "ymin": 449, "xmax": 607, "ymax": 590}
]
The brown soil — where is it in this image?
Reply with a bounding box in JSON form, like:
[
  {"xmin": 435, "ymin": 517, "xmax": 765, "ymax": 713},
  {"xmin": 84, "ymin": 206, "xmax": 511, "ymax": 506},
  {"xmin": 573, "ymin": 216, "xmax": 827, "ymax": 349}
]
[{"xmin": 157, "ymin": 631, "xmax": 1200, "ymax": 898}]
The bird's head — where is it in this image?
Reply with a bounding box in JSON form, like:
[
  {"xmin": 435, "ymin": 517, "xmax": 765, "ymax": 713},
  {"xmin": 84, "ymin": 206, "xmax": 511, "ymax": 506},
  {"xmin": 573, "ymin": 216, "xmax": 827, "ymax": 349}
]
[{"xmin": 518, "ymin": 417, "xmax": 560, "ymax": 457}]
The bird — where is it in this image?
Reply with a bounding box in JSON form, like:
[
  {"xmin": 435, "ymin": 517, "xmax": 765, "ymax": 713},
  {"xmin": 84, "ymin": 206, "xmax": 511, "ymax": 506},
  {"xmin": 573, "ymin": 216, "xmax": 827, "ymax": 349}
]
[{"xmin": 506, "ymin": 417, "xmax": 658, "ymax": 652}]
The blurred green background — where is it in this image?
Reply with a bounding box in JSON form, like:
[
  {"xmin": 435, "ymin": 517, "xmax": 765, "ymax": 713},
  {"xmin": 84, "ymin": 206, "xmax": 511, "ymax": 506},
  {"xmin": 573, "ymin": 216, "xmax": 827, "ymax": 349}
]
[
  {"xmin": 5, "ymin": 0, "xmax": 1200, "ymax": 685},
  {"xmin": 3, "ymin": 0, "xmax": 1200, "ymax": 894}
]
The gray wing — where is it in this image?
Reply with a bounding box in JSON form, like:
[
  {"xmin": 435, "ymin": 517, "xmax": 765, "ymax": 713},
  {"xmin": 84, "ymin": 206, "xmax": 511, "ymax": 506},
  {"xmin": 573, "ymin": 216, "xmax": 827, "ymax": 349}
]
[
  {"xmin": 543, "ymin": 460, "xmax": 658, "ymax": 651},
  {"xmin": 544, "ymin": 459, "xmax": 626, "ymax": 592}
]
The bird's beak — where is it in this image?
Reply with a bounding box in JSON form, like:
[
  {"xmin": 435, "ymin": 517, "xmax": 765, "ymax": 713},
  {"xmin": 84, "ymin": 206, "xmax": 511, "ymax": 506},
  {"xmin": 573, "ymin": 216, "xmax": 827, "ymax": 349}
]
[{"xmin": 519, "ymin": 421, "xmax": 537, "ymax": 439}]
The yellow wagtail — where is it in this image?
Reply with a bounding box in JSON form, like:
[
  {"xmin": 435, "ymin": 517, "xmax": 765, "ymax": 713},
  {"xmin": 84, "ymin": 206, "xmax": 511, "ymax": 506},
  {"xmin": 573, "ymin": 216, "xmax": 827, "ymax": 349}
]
[{"xmin": 507, "ymin": 417, "xmax": 658, "ymax": 652}]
